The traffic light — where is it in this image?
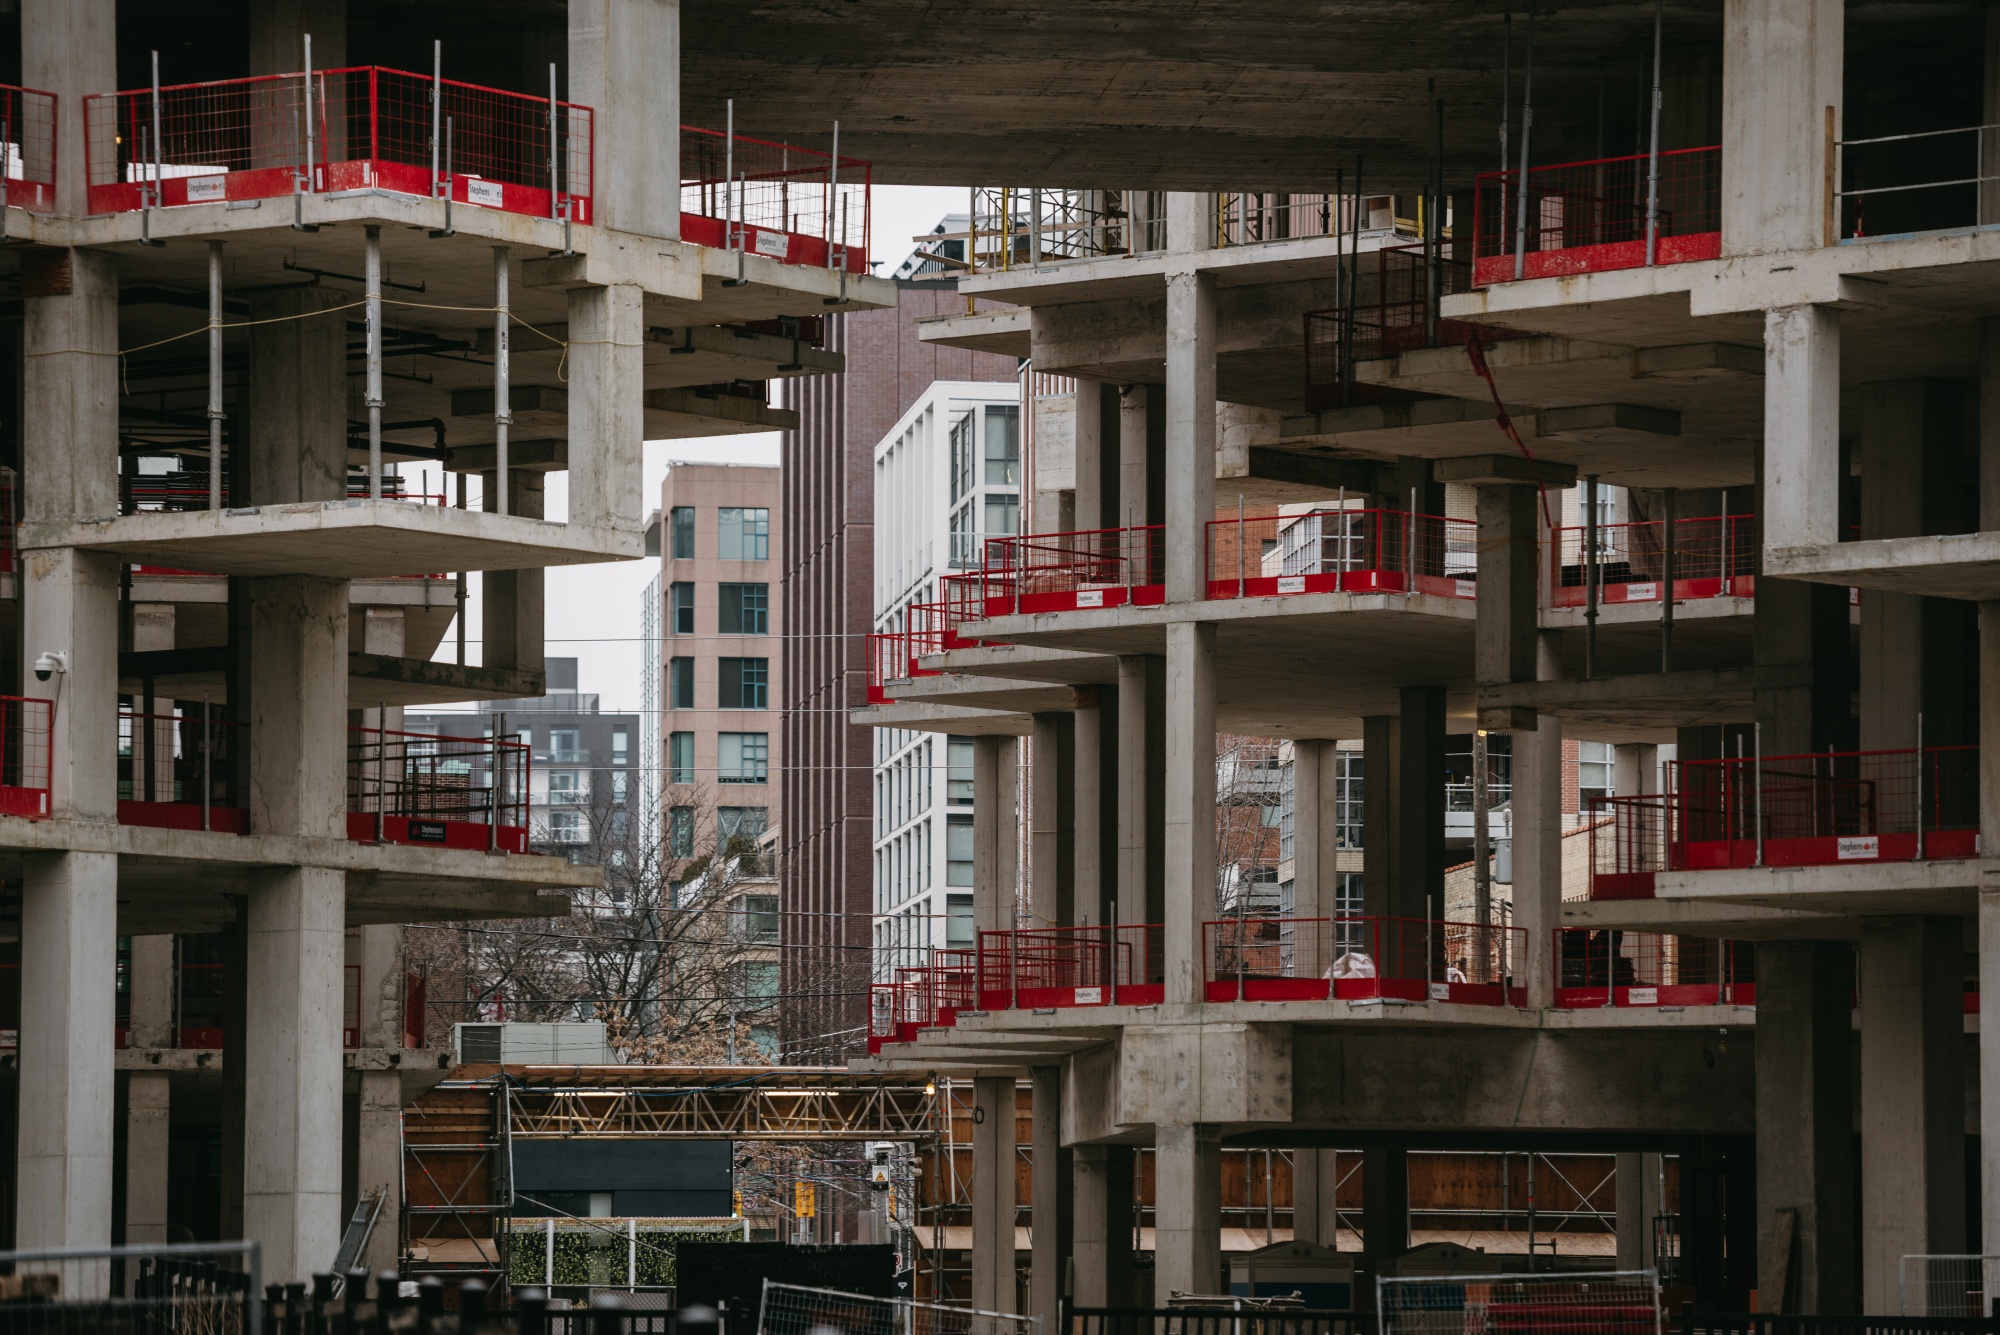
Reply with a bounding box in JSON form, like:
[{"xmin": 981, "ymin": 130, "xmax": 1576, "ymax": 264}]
[{"xmin": 795, "ymin": 1180, "xmax": 816, "ymax": 1218}]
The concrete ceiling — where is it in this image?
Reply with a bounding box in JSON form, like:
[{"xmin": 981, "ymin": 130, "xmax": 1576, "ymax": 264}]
[{"xmin": 674, "ymin": 0, "xmax": 1980, "ymax": 191}]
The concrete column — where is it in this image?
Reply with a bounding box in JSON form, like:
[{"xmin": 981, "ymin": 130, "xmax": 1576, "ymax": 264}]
[
  {"xmin": 1030, "ymin": 1067, "xmax": 1072, "ymax": 1332},
  {"xmin": 1361, "ymin": 715, "xmax": 1399, "ymax": 920},
  {"xmin": 244, "ymin": 866, "xmax": 345, "ymax": 1284},
  {"xmin": 1613, "ymin": 744, "xmax": 1658, "ymax": 799},
  {"xmin": 248, "ymin": 0, "xmax": 345, "ymax": 73},
  {"xmin": 1029, "ymin": 713, "xmax": 1075, "ymax": 930},
  {"xmin": 22, "ymin": 0, "xmax": 114, "ymax": 218},
  {"xmin": 124, "ymin": 1073, "xmax": 171, "ymax": 1246},
  {"xmin": 1513, "ymin": 704, "xmax": 1565, "ymax": 1010},
  {"xmin": 1074, "ymin": 689, "xmax": 1110, "ymax": 925},
  {"xmin": 353, "ymin": 924, "xmax": 405, "ymax": 1272},
  {"xmin": 1754, "ymin": 575, "xmax": 1852, "ymax": 757},
  {"xmin": 569, "ymin": 0, "xmax": 679, "ymax": 238},
  {"xmin": 1362, "ymin": 1144, "xmax": 1409, "ymax": 1269},
  {"xmin": 1163, "ymin": 622, "xmax": 1216, "ymax": 1005},
  {"xmin": 1721, "ymin": 0, "xmax": 1842, "ymax": 256},
  {"xmin": 1118, "ymin": 385, "xmax": 1153, "ymax": 531},
  {"xmin": 482, "ymin": 471, "xmax": 547, "ymax": 675},
  {"xmin": 1073, "ymin": 1144, "xmax": 1135, "ymax": 1307},
  {"xmin": 1762, "ymin": 305, "xmax": 1842, "ymax": 550},
  {"xmin": 973, "ymin": 736, "xmax": 1020, "ymax": 935},
  {"xmin": 1075, "ymin": 380, "xmax": 1107, "ymax": 532},
  {"xmin": 1164, "ymin": 271, "xmax": 1217, "ymax": 604},
  {"xmin": 567, "ymin": 282, "xmax": 646, "ymax": 531},
  {"xmin": 1154, "ymin": 1123, "xmax": 1221, "ymax": 1300},
  {"xmin": 245, "ymin": 288, "xmax": 350, "ymax": 506},
  {"xmin": 1616, "ymin": 1152, "xmax": 1664, "ymax": 1271},
  {"xmin": 1981, "ymin": 598, "xmax": 2000, "ymax": 1257},
  {"xmin": 1395, "ymin": 687, "xmax": 1446, "ymax": 923},
  {"xmin": 970, "ymin": 1076, "xmax": 1018, "ymax": 1313},
  {"xmin": 1859, "ymin": 917, "xmax": 1965, "ymax": 1314},
  {"xmin": 126, "ymin": 935, "xmax": 174, "ymax": 1050},
  {"xmin": 1292, "ymin": 1149, "xmax": 1336, "ymax": 1246},
  {"xmin": 1474, "ymin": 485, "xmax": 1541, "ymax": 701},
  {"xmin": 16, "ymin": 851, "xmax": 117, "ymax": 1255},
  {"xmin": 1167, "ymin": 191, "xmax": 1217, "ymax": 255},
  {"xmin": 1290, "ymin": 741, "xmax": 1335, "ymax": 979},
  {"xmin": 247, "ymin": 577, "xmax": 350, "ymax": 839},
  {"xmin": 1116, "ymin": 657, "xmax": 1164, "ymax": 933},
  {"xmin": 1755, "ymin": 941, "xmax": 1856, "ymax": 1315}
]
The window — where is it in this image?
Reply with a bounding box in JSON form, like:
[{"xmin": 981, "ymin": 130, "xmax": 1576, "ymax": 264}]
[
  {"xmin": 949, "ymin": 413, "xmax": 974, "ymax": 503},
  {"xmin": 946, "ymin": 893, "xmax": 974, "ymax": 948},
  {"xmin": 609, "ymin": 810, "xmax": 628, "ymax": 842},
  {"xmin": 719, "ymin": 583, "xmax": 769, "ymax": 634},
  {"xmin": 669, "ymin": 657, "xmax": 694, "ymax": 709},
  {"xmin": 670, "ymin": 582, "xmax": 695, "ymax": 634},
  {"xmin": 718, "ymin": 733, "xmax": 769, "ymax": 783},
  {"xmin": 670, "ymin": 506, "xmax": 695, "ymax": 559},
  {"xmin": 984, "ymin": 404, "xmax": 1020, "ymax": 485},
  {"xmin": 668, "ymin": 806, "xmax": 694, "ymax": 857},
  {"xmin": 548, "ymin": 810, "xmax": 584, "ymax": 843},
  {"xmin": 1578, "ymin": 741, "xmax": 1615, "ymax": 811},
  {"xmin": 983, "ymin": 493, "xmax": 1019, "ymax": 539},
  {"xmin": 719, "ymin": 507, "xmax": 770, "ymax": 560},
  {"xmin": 739, "ymin": 893, "xmax": 780, "ymax": 943},
  {"xmin": 668, "ymin": 732, "xmax": 694, "ymax": 784},
  {"xmin": 946, "ymin": 813, "xmax": 974, "ymax": 887},
  {"xmin": 1335, "ymin": 750, "xmax": 1364, "ymax": 850},
  {"xmin": 719, "ymin": 805, "xmax": 768, "ymax": 845},
  {"xmin": 549, "ymin": 728, "xmax": 581, "ymax": 763},
  {"xmin": 610, "ymin": 770, "xmax": 628, "ymax": 801},
  {"xmin": 611, "ymin": 728, "xmax": 628, "ymax": 759},
  {"xmin": 548, "ymin": 771, "xmax": 584, "ymax": 805},
  {"xmin": 733, "ymin": 961, "xmax": 780, "ymax": 1003},
  {"xmin": 719, "ymin": 657, "xmax": 769, "ymax": 709},
  {"xmin": 947, "ymin": 737, "xmax": 974, "ymax": 805}
]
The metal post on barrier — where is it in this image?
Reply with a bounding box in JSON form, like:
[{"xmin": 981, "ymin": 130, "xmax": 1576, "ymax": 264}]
[
  {"xmin": 493, "ymin": 246, "xmax": 510, "ymax": 515},
  {"xmin": 1236, "ymin": 493, "xmax": 1245, "ymax": 598},
  {"xmin": 200, "ymin": 691, "xmax": 211, "ymax": 833},
  {"xmin": 827, "ymin": 121, "xmax": 840, "ymax": 272},
  {"xmin": 1584, "ymin": 473, "xmax": 1599, "ymax": 678},
  {"xmin": 430, "ymin": 41, "xmax": 441, "ymax": 197},
  {"xmin": 1752, "ymin": 724, "xmax": 1764, "ymax": 868},
  {"xmin": 207, "ymin": 241, "xmax": 224, "ymax": 509},
  {"xmin": 365, "ymin": 225, "xmax": 384, "ymax": 500},
  {"xmin": 303, "ymin": 34, "xmax": 317, "ymax": 193},
  {"xmin": 1916, "ymin": 712, "xmax": 1927, "ymax": 862},
  {"xmin": 547, "ymin": 63, "xmax": 559, "ymax": 222},
  {"xmin": 1661, "ymin": 487, "xmax": 1677, "ymax": 672},
  {"xmin": 490, "ymin": 710, "xmax": 504, "ymax": 853},
  {"xmin": 139, "ymin": 51, "xmax": 164, "ymax": 248},
  {"xmin": 376, "ymin": 703, "xmax": 388, "ymax": 845},
  {"xmin": 429, "ymin": 116, "xmax": 456, "ymax": 238},
  {"xmin": 1644, "ymin": 0, "xmax": 1664, "ymax": 266},
  {"xmin": 1511, "ymin": 0, "xmax": 1537, "ymax": 282}
]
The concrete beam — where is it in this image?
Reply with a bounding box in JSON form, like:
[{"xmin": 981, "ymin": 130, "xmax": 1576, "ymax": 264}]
[{"xmin": 1434, "ymin": 454, "xmax": 1578, "ymax": 488}]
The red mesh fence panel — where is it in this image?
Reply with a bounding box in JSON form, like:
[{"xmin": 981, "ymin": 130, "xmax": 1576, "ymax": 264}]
[
  {"xmin": 981, "ymin": 525, "xmax": 1165, "ymax": 614},
  {"xmin": 0, "ymin": 85, "xmax": 56, "ymax": 213},
  {"xmin": 347, "ymin": 725, "xmax": 530, "ymax": 852},
  {"xmin": 976, "ymin": 925, "xmax": 1160, "ymax": 1008},
  {"xmin": 0, "ymin": 696, "xmax": 51, "ymax": 820},
  {"xmin": 1554, "ymin": 929, "xmax": 1754, "ymax": 1006},
  {"xmin": 1203, "ymin": 915, "xmax": 1527, "ymax": 1005},
  {"xmin": 1472, "ymin": 145, "xmax": 1721, "ymax": 284},
  {"xmin": 681, "ymin": 125, "xmax": 870, "ymax": 272},
  {"xmin": 1587, "ymin": 794, "xmax": 1669, "ymax": 900},
  {"xmin": 1205, "ymin": 507, "xmax": 1477, "ymax": 600},
  {"xmin": 1549, "ymin": 513, "xmax": 1757, "ymax": 607}
]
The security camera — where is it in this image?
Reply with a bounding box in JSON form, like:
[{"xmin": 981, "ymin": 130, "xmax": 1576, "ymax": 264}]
[{"xmin": 32, "ymin": 652, "xmax": 66, "ymax": 683}]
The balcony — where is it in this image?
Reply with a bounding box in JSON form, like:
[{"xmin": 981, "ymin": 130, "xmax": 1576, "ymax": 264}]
[
  {"xmin": 867, "ymin": 949, "xmax": 975, "ymax": 1053},
  {"xmin": 1549, "ymin": 514, "xmax": 1757, "ymax": 609},
  {"xmin": 1586, "ymin": 745, "xmax": 1977, "ymax": 899},
  {"xmin": 117, "ymin": 707, "xmax": 246, "ymax": 833},
  {"xmin": 347, "ymin": 725, "xmax": 528, "ymax": 852},
  {"xmin": 980, "ymin": 526, "xmax": 1164, "ymax": 615},
  {"xmin": 1205, "ymin": 915, "xmax": 1527, "ymax": 1007},
  {"xmin": 1553, "ymin": 930, "xmax": 1753, "ymax": 1009},
  {"xmin": 681, "ymin": 126, "xmax": 870, "ymax": 273},
  {"xmin": 1472, "ymin": 146, "xmax": 1720, "ymax": 286},
  {"xmin": 85, "ymin": 66, "xmax": 593, "ymax": 223},
  {"xmin": 865, "ymin": 589, "xmax": 993, "ymax": 705}
]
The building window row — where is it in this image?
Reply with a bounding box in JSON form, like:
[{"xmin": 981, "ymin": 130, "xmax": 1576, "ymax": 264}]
[
  {"xmin": 668, "ymin": 581, "xmax": 770, "ymax": 635},
  {"xmin": 667, "ymin": 657, "xmax": 771, "ymax": 710},
  {"xmin": 669, "ymin": 506, "xmax": 771, "ymax": 562}
]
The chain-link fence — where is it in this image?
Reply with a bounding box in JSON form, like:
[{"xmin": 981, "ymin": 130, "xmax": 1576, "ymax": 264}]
[
  {"xmin": 1901, "ymin": 1256, "xmax": 2000, "ymax": 1317},
  {"xmin": 0, "ymin": 1239, "xmax": 260, "ymax": 1332},
  {"xmin": 758, "ymin": 1280, "xmax": 1037, "ymax": 1335},
  {"xmin": 1379, "ymin": 1270, "xmax": 1660, "ymax": 1335}
]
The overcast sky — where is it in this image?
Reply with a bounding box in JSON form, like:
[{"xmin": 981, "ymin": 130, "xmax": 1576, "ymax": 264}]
[{"xmin": 427, "ymin": 185, "xmax": 970, "ymax": 716}]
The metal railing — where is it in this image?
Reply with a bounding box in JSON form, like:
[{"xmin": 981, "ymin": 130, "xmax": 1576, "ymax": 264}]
[
  {"xmin": 1472, "ymin": 145, "xmax": 1721, "ymax": 284},
  {"xmin": 0, "ymin": 1240, "xmax": 260, "ymax": 1330},
  {"xmin": 1205, "ymin": 506, "xmax": 1477, "ymax": 601},
  {"xmin": 1070, "ymin": 1310, "xmax": 1371, "ymax": 1335},
  {"xmin": 1204, "ymin": 915, "xmax": 1528, "ymax": 1006},
  {"xmin": 347, "ymin": 725, "xmax": 530, "ymax": 853},
  {"xmin": 1670, "ymin": 745, "xmax": 1978, "ymax": 870},
  {"xmin": 1681, "ymin": 1312, "xmax": 2000, "ymax": 1335},
  {"xmin": 1216, "ymin": 191, "xmax": 1358, "ymax": 246},
  {"xmin": 0, "ymin": 83, "xmax": 56, "ymax": 214},
  {"xmin": 980, "ymin": 525, "xmax": 1165, "ymax": 615},
  {"xmin": 1838, "ymin": 122, "xmax": 2000, "ymax": 241},
  {"xmin": 681, "ymin": 124, "xmax": 869, "ymax": 272},
  {"xmin": 1588, "ymin": 796, "xmax": 1666, "ymax": 900},
  {"xmin": 1549, "ymin": 514, "xmax": 1758, "ymax": 608},
  {"xmin": 0, "ymin": 694, "xmax": 52, "ymax": 820},
  {"xmin": 85, "ymin": 65, "xmax": 593, "ymax": 224},
  {"xmin": 1554, "ymin": 930, "xmax": 1753, "ymax": 1008},
  {"xmin": 934, "ymin": 187, "xmax": 1167, "ymax": 274},
  {"xmin": 1301, "ymin": 244, "xmax": 1505, "ymax": 409},
  {"xmin": 117, "ymin": 706, "xmax": 243, "ymax": 833},
  {"xmin": 1901, "ymin": 1256, "xmax": 2000, "ymax": 1318},
  {"xmin": 867, "ymin": 950, "xmax": 977, "ymax": 1051},
  {"xmin": 975, "ymin": 924, "xmax": 1162, "ymax": 1010}
]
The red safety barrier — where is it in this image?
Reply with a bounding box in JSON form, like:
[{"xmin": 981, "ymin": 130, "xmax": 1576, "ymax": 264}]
[
  {"xmin": 117, "ymin": 708, "xmax": 246, "ymax": 833},
  {"xmin": 867, "ymin": 950, "xmax": 978, "ymax": 1052},
  {"xmin": 1549, "ymin": 514, "xmax": 1757, "ymax": 608},
  {"xmin": 1554, "ymin": 930, "xmax": 1754, "ymax": 1009},
  {"xmin": 347, "ymin": 725, "xmax": 529, "ymax": 854},
  {"xmin": 0, "ymin": 696, "xmax": 53, "ymax": 820},
  {"xmin": 1473, "ymin": 146, "xmax": 1721, "ymax": 285},
  {"xmin": 1671, "ymin": 745, "xmax": 1978, "ymax": 870},
  {"xmin": 681, "ymin": 126, "xmax": 870, "ymax": 273},
  {"xmin": 0, "ymin": 85, "xmax": 55, "ymax": 214},
  {"xmin": 975, "ymin": 925, "xmax": 1162, "ymax": 1010},
  {"xmin": 1587, "ymin": 796, "xmax": 1667, "ymax": 900},
  {"xmin": 980, "ymin": 525, "xmax": 1164, "ymax": 615},
  {"xmin": 866, "ymin": 597, "xmax": 993, "ymax": 704},
  {"xmin": 1204, "ymin": 916, "xmax": 1528, "ymax": 1007},
  {"xmin": 85, "ymin": 66, "xmax": 592, "ymax": 223},
  {"xmin": 120, "ymin": 474, "xmax": 445, "ymax": 514},
  {"xmin": 1205, "ymin": 507, "xmax": 1478, "ymax": 602}
]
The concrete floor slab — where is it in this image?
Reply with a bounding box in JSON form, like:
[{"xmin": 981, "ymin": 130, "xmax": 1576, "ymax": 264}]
[
  {"xmin": 851, "ymin": 702, "xmax": 1034, "ymax": 736},
  {"xmin": 1766, "ymin": 534, "xmax": 2000, "ymax": 600},
  {"xmin": 1654, "ymin": 858, "xmax": 1995, "ymax": 917}
]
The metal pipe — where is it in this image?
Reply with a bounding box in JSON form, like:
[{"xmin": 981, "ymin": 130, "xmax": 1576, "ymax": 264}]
[
  {"xmin": 1473, "ymin": 727, "xmax": 1490, "ymax": 982},
  {"xmin": 201, "ymin": 692, "xmax": 212, "ymax": 832},
  {"xmin": 207, "ymin": 241, "xmax": 224, "ymax": 509},
  {"xmin": 1237, "ymin": 492, "xmax": 1245, "ymax": 597},
  {"xmin": 303, "ymin": 34, "xmax": 317, "ymax": 194},
  {"xmin": 1752, "ymin": 726, "xmax": 1764, "ymax": 868},
  {"xmin": 1584, "ymin": 474, "xmax": 1599, "ymax": 678},
  {"xmin": 456, "ymin": 474, "xmax": 467, "ymax": 665},
  {"xmin": 828, "ymin": 121, "xmax": 841, "ymax": 270},
  {"xmin": 490, "ymin": 710, "xmax": 505, "ymax": 852},
  {"xmin": 493, "ymin": 246, "xmax": 510, "ymax": 515},
  {"xmin": 376, "ymin": 703, "xmax": 388, "ymax": 844},
  {"xmin": 365, "ymin": 226, "xmax": 384, "ymax": 499},
  {"xmin": 1427, "ymin": 81, "xmax": 1442, "ymax": 345},
  {"xmin": 1344, "ymin": 157, "xmax": 1363, "ymax": 404},
  {"xmin": 430, "ymin": 41, "xmax": 442, "ymax": 196},
  {"xmin": 1661, "ymin": 488, "xmax": 1677, "ymax": 672},
  {"xmin": 1916, "ymin": 711, "xmax": 1926, "ymax": 862},
  {"xmin": 1644, "ymin": 0, "xmax": 1664, "ymax": 266},
  {"xmin": 725, "ymin": 98, "xmax": 735, "ymax": 251},
  {"xmin": 139, "ymin": 52, "xmax": 163, "ymax": 247},
  {"xmin": 1512, "ymin": 0, "xmax": 1537, "ymax": 281},
  {"xmin": 547, "ymin": 62, "xmax": 559, "ymax": 221},
  {"xmin": 141, "ymin": 679, "xmax": 156, "ymax": 804}
]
